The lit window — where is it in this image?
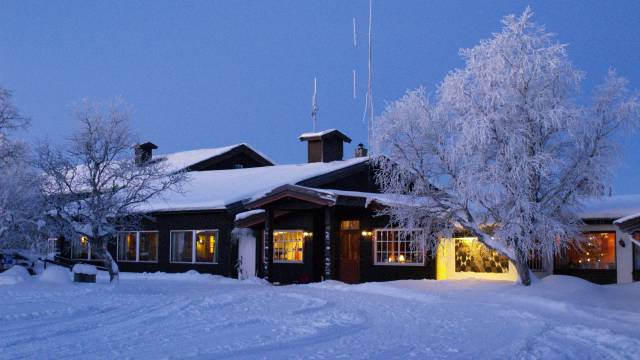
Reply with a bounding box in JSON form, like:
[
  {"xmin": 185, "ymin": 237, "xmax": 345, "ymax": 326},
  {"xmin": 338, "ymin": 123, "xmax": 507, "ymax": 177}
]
[
  {"xmin": 117, "ymin": 231, "xmax": 158, "ymax": 262},
  {"xmin": 273, "ymin": 230, "xmax": 304, "ymax": 263},
  {"xmin": 374, "ymin": 229, "xmax": 424, "ymax": 266},
  {"xmin": 72, "ymin": 236, "xmax": 102, "ymax": 260},
  {"xmin": 556, "ymin": 232, "xmax": 616, "ymax": 270},
  {"xmin": 340, "ymin": 220, "xmax": 360, "ymax": 230},
  {"xmin": 454, "ymin": 237, "xmax": 509, "ymax": 273},
  {"xmin": 170, "ymin": 230, "xmax": 218, "ymax": 263}
]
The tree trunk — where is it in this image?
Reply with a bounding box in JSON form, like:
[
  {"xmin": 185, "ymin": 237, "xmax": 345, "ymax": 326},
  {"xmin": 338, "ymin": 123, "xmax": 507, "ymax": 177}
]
[
  {"xmin": 514, "ymin": 247, "xmax": 532, "ymax": 286},
  {"xmin": 97, "ymin": 239, "xmax": 119, "ymax": 283}
]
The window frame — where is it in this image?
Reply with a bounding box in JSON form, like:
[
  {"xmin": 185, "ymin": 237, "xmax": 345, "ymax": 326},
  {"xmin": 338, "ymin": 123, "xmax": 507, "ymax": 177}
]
[
  {"xmin": 116, "ymin": 231, "xmax": 159, "ymax": 263},
  {"xmin": 169, "ymin": 229, "xmax": 219, "ymax": 264},
  {"xmin": 373, "ymin": 228, "xmax": 426, "ymax": 267},
  {"xmin": 272, "ymin": 229, "xmax": 305, "ymax": 264}
]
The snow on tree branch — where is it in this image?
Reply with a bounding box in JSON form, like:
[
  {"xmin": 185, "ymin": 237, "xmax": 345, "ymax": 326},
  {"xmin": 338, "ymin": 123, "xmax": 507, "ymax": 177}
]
[{"xmin": 371, "ymin": 7, "xmax": 640, "ymax": 285}]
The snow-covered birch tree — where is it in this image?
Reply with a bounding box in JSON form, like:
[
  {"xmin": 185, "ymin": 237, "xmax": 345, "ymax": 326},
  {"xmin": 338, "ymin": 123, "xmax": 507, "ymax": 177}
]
[
  {"xmin": 372, "ymin": 8, "xmax": 640, "ymax": 285},
  {"xmin": 0, "ymin": 87, "xmax": 46, "ymax": 251},
  {"xmin": 36, "ymin": 99, "xmax": 186, "ymax": 282}
]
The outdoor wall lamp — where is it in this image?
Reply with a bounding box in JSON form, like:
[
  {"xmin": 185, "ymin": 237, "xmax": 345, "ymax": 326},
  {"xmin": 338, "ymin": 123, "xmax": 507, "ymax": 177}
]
[{"xmin": 361, "ymin": 231, "xmax": 373, "ymax": 237}]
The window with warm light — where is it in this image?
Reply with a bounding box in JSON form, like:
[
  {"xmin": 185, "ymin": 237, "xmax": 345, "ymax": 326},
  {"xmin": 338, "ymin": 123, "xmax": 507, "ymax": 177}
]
[
  {"xmin": 374, "ymin": 229, "xmax": 425, "ymax": 266},
  {"xmin": 117, "ymin": 231, "xmax": 158, "ymax": 262},
  {"xmin": 273, "ymin": 230, "xmax": 304, "ymax": 263},
  {"xmin": 453, "ymin": 237, "xmax": 509, "ymax": 273},
  {"xmin": 340, "ymin": 220, "xmax": 360, "ymax": 230},
  {"xmin": 556, "ymin": 232, "xmax": 616, "ymax": 270},
  {"xmin": 170, "ymin": 230, "xmax": 218, "ymax": 264},
  {"xmin": 72, "ymin": 236, "xmax": 102, "ymax": 260}
]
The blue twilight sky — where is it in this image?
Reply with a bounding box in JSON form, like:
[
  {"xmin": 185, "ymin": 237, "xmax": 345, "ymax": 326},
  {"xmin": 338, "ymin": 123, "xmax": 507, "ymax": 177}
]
[{"xmin": 1, "ymin": 1, "xmax": 639, "ymax": 193}]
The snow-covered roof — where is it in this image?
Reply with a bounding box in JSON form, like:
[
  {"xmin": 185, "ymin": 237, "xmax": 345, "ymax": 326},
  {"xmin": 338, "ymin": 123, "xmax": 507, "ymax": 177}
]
[
  {"xmin": 298, "ymin": 129, "xmax": 352, "ymax": 142},
  {"xmin": 142, "ymin": 157, "xmax": 369, "ymax": 212},
  {"xmin": 157, "ymin": 143, "xmax": 275, "ymax": 172},
  {"xmin": 615, "ymin": 212, "xmax": 640, "ymax": 225},
  {"xmin": 235, "ymin": 209, "xmax": 265, "ymax": 222},
  {"xmin": 308, "ymin": 188, "xmax": 430, "ymax": 208},
  {"xmin": 578, "ymin": 195, "xmax": 640, "ymax": 220}
]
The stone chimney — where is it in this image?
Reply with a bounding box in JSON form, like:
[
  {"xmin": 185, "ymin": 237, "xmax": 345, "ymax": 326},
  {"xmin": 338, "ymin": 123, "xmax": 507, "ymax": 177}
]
[
  {"xmin": 134, "ymin": 142, "xmax": 158, "ymax": 165},
  {"xmin": 298, "ymin": 129, "xmax": 352, "ymax": 163},
  {"xmin": 354, "ymin": 143, "xmax": 368, "ymax": 158}
]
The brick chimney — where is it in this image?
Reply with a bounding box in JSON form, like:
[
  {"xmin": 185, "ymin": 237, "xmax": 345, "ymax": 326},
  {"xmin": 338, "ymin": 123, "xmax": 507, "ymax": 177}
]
[
  {"xmin": 299, "ymin": 129, "xmax": 352, "ymax": 163},
  {"xmin": 134, "ymin": 142, "xmax": 158, "ymax": 165}
]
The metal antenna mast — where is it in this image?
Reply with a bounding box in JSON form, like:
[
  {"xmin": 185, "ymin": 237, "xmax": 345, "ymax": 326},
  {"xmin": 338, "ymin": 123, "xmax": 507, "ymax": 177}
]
[{"xmin": 311, "ymin": 77, "xmax": 318, "ymax": 132}]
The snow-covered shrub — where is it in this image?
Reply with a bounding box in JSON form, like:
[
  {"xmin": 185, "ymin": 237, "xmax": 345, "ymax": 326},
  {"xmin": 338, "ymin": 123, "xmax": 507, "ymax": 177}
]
[
  {"xmin": 0, "ymin": 265, "xmax": 31, "ymax": 286},
  {"xmin": 40, "ymin": 266, "xmax": 71, "ymax": 284}
]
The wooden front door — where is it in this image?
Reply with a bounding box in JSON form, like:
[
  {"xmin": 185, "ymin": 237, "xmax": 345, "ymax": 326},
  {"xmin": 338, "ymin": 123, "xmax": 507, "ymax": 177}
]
[{"xmin": 339, "ymin": 229, "xmax": 361, "ymax": 283}]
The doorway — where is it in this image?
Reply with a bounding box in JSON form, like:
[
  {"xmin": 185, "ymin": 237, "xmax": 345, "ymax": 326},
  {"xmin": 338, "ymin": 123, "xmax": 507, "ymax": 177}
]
[
  {"xmin": 237, "ymin": 229, "xmax": 256, "ymax": 280},
  {"xmin": 339, "ymin": 220, "xmax": 361, "ymax": 284}
]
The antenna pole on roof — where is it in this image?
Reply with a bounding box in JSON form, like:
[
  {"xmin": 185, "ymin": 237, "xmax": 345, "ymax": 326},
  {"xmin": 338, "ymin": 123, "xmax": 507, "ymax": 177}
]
[
  {"xmin": 311, "ymin": 77, "xmax": 319, "ymax": 132},
  {"xmin": 366, "ymin": 0, "xmax": 373, "ymax": 147}
]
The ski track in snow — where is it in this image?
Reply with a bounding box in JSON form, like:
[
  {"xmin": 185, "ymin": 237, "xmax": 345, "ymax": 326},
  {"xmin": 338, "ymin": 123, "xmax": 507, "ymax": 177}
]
[{"xmin": 0, "ymin": 272, "xmax": 639, "ymax": 359}]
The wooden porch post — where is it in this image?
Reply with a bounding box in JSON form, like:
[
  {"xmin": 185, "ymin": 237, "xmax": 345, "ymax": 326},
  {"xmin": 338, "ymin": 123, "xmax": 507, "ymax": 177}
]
[
  {"xmin": 324, "ymin": 207, "xmax": 334, "ymax": 280},
  {"xmin": 263, "ymin": 208, "xmax": 273, "ymax": 282}
]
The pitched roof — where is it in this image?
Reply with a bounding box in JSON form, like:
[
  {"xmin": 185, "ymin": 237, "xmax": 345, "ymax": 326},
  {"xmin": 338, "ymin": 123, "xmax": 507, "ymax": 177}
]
[
  {"xmin": 142, "ymin": 157, "xmax": 369, "ymax": 212},
  {"xmin": 157, "ymin": 143, "xmax": 275, "ymax": 172},
  {"xmin": 578, "ymin": 194, "xmax": 640, "ymax": 220}
]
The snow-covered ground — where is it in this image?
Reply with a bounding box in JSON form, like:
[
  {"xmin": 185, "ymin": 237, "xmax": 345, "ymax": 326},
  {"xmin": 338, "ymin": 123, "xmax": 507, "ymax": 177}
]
[{"xmin": 1, "ymin": 267, "xmax": 639, "ymax": 359}]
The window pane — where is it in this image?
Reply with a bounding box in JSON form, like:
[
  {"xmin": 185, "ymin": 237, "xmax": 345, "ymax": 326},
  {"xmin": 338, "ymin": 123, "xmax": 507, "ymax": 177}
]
[
  {"xmin": 139, "ymin": 232, "xmax": 158, "ymax": 262},
  {"xmin": 374, "ymin": 230, "xmax": 424, "ymax": 265},
  {"xmin": 454, "ymin": 237, "xmax": 509, "ymax": 273},
  {"xmin": 340, "ymin": 220, "xmax": 360, "ymax": 230},
  {"xmin": 273, "ymin": 230, "xmax": 304, "ymax": 262},
  {"xmin": 117, "ymin": 232, "xmax": 137, "ymax": 261},
  {"xmin": 195, "ymin": 231, "xmax": 217, "ymax": 263},
  {"xmin": 558, "ymin": 232, "xmax": 616, "ymax": 270},
  {"xmin": 171, "ymin": 231, "xmax": 193, "ymax": 262}
]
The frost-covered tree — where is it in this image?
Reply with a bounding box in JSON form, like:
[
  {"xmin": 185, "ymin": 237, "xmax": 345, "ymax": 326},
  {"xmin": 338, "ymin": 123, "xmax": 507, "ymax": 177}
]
[
  {"xmin": 372, "ymin": 8, "xmax": 640, "ymax": 285},
  {"xmin": 37, "ymin": 99, "xmax": 186, "ymax": 281},
  {"xmin": 0, "ymin": 87, "xmax": 46, "ymax": 251}
]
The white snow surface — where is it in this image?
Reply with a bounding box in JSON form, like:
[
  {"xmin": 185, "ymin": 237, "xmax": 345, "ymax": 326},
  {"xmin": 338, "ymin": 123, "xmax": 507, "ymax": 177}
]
[
  {"xmin": 157, "ymin": 143, "xmax": 275, "ymax": 172},
  {"xmin": 298, "ymin": 128, "xmax": 341, "ymax": 139},
  {"xmin": 142, "ymin": 157, "xmax": 368, "ymax": 212},
  {"xmin": 235, "ymin": 209, "xmax": 265, "ymax": 221},
  {"xmin": 72, "ymin": 264, "xmax": 98, "ymax": 275},
  {"xmin": 1, "ymin": 269, "xmax": 639, "ymax": 359},
  {"xmin": 0, "ymin": 265, "xmax": 31, "ymax": 286},
  {"xmin": 578, "ymin": 194, "xmax": 640, "ymax": 220}
]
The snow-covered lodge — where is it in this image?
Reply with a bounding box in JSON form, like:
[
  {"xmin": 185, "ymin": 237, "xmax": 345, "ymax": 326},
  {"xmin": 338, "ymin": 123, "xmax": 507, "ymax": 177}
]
[{"xmin": 53, "ymin": 129, "xmax": 640, "ymax": 285}]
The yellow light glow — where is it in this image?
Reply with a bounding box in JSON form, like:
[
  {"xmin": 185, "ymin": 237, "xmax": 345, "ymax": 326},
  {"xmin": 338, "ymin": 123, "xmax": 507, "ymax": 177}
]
[
  {"xmin": 361, "ymin": 231, "xmax": 373, "ymax": 237},
  {"xmin": 209, "ymin": 235, "xmax": 215, "ymax": 254},
  {"xmin": 399, "ymin": 254, "xmax": 406, "ymax": 263},
  {"xmin": 80, "ymin": 236, "xmax": 88, "ymax": 245}
]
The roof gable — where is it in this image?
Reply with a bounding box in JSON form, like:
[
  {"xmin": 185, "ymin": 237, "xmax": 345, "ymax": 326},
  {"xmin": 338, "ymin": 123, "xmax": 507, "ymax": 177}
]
[{"xmin": 157, "ymin": 143, "xmax": 274, "ymax": 172}]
